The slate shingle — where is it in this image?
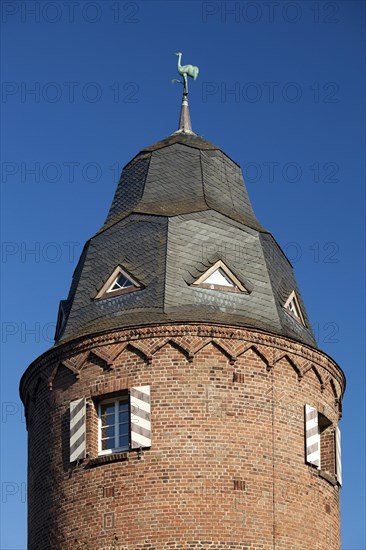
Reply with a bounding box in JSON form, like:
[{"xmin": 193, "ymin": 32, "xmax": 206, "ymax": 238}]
[{"xmin": 55, "ymin": 132, "xmax": 317, "ymax": 349}]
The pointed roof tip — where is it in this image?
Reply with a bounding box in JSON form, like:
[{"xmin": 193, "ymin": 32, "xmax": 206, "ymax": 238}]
[{"xmin": 173, "ymin": 91, "xmax": 197, "ymax": 136}]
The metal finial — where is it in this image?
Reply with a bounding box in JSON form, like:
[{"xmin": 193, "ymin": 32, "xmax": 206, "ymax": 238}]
[
  {"xmin": 172, "ymin": 53, "xmax": 199, "ymax": 134},
  {"xmin": 177, "ymin": 92, "xmax": 193, "ymax": 133},
  {"xmin": 174, "ymin": 52, "xmax": 199, "ymax": 95}
]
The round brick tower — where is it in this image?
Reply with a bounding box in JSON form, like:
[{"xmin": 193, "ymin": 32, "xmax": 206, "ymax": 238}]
[{"xmin": 20, "ymin": 93, "xmax": 345, "ymax": 550}]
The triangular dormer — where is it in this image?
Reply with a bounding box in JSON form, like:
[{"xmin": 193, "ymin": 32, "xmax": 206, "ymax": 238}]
[
  {"xmin": 283, "ymin": 290, "xmax": 306, "ymax": 326},
  {"xmin": 192, "ymin": 260, "xmax": 249, "ymax": 293},
  {"xmin": 95, "ymin": 266, "xmax": 142, "ymax": 300},
  {"xmin": 54, "ymin": 300, "xmax": 68, "ymax": 341}
]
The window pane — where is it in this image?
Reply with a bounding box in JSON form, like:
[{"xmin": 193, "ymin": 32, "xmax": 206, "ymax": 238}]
[
  {"xmin": 119, "ymin": 420, "xmax": 129, "ymax": 431},
  {"xmin": 100, "ymin": 398, "xmax": 129, "ymax": 453},
  {"xmin": 100, "ymin": 414, "xmax": 115, "ymax": 425},
  {"xmin": 101, "ymin": 437, "xmax": 115, "ymax": 451},
  {"xmin": 119, "ymin": 418, "xmax": 129, "ymax": 449},
  {"xmin": 119, "ymin": 433, "xmax": 129, "ymax": 449},
  {"xmin": 119, "ymin": 410, "xmax": 129, "ymax": 423},
  {"xmin": 110, "ymin": 275, "xmax": 133, "ymax": 291},
  {"xmin": 101, "ymin": 415, "xmax": 115, "ymax": 428},
  {"xmin": 102, "ymin": 425, "xmax": 115, "ymax": 439},
  {"xmin": 118, "ymin": 400, "xmax": 129, "ymax": 424},
  {"xmin": 101, "ymin": 412, "xmax": 115, "ymax": 422},
  {"xmin": 100, "ymin": 403, "xmax": 115, "ymax": 416}
]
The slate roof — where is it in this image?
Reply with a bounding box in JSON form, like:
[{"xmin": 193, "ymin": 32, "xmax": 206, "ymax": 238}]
[
  {"xmin": 101, "ymin": 133, "xmax": 264, "ymax": 232},
  {"xmin": 55, "ymin": 131, "xmax": 317, "ymax": 348}
]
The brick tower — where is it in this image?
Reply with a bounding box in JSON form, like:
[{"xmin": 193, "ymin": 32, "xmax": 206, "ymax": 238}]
[{"xmin": 20, "ymin": 89, "xmax": 345, "ymax": 549}]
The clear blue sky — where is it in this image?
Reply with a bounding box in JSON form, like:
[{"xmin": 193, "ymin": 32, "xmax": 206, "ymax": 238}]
[{"xmin": 1, "ymin": 1, "xmax": 365, "ymax": 548}]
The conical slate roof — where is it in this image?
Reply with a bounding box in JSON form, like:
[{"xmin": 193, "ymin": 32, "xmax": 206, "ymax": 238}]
[
  {"xmin": 54, "ymin": 129, "xmax": 317, "ymax": 348},
  {"xmin": 101, "ymin": 132, "xmax": 264, "ymax": 232}
]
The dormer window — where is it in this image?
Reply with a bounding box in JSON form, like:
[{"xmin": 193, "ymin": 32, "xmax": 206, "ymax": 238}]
[
  {"xmin": 54, "ymin": 300, "xmax": 68, "ymax": 341},
  {"xmin": 287, "ymin": 297, "xmax": 301, "ymax": 318},
  {"xmin": 204, "ymin": 267, "xmax": 236, "ymax": 288},
  {"xmin": 192, "ymin": 260, "xmax": 250, "ymax": 294},
  {"xmin": 95, "ymin": 266, "xmax": 142, "ymax": 300},
  {"xmin": 108, "ymin": 274, "xmax": 134, "ymax": 292},
  {"xmin": 284, "ymin": 290, "xmax": 306, "ymax": 326}
]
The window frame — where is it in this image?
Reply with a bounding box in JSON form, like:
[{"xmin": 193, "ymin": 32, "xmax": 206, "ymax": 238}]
[
  {"xmin": 97, "ymin": 395, "xmax": 130, "ymax": 456},
  {"xmin": 304, "ymin": 404, "xmax": 340, "ymax": 485},
  {"xmin": 283, "ymin": 290, "xmax": 306, "ymax": 326},
  {"xmin": 108, "ymin": 274, "xmax": 134, "ymax": 292},
  {"xmin": 192, "ymin": 260, "xmax": 250, "ymax": 294},
  {"xmin": 94, "ymin": 265, "xmax": 142, "ymax": 301},
  {"xmin": 55, "ymin": 301, "xmax": 68, "ymax": 340}
]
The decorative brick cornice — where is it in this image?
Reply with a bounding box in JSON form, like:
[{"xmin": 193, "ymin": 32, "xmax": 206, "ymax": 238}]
[{"xmin": 20, "ymin": 323, "xmax": 345, "ymax": 405}]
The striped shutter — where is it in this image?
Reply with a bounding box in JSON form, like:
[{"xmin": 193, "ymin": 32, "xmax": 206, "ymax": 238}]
[
  {"xmin": 70, "ymin": 398, "xmax": 86, "ymax": 462},
  {"xmin": 305, "ymin": 404, "xmax": 320, "ymax": 468},
  {"xmin": 130, "ymin": 386, "xmax": 151, "ymax": 449},
  {"xmin": 335, "ymin": 426, "xmax": 342, "ymax": 486}
]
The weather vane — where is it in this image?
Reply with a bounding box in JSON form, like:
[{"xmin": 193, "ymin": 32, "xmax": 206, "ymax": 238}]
[{"xmin": 172, "ymin": 52, "xmax": 199, "ymax": 95}]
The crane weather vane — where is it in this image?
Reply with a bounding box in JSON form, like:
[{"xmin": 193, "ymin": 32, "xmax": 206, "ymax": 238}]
[{"xmin": 172, "ymin": 52, "xmax": 199, "ymax": 95}]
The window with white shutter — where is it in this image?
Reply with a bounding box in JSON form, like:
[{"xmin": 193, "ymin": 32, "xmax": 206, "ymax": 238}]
[
  {"xmin": 335, "ymin": 426, "xmax": 342, "ymax": 486},
  {"xmin": 70, "ymin": 398, "xmax": 86, "ymax": 462},
  {"xmin": 98, "ymin": 396, "xmax": 129, "ymax": 455},
  {"xmin": 305, "ymin": 404, "xmax": 320, "ymax": 468},
  {"xmin": 130, "ymin": 386, "xmax": 151, "ymax": 449},
  {"xmin": 304, "ymin": 405, "xmax": 340, "ymax": 484},
  {"xmin": 96, "ymin": 386, "xmax": 152, "ymax": 456}
]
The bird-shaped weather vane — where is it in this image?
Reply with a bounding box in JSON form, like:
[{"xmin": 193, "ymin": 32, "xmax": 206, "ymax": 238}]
[{"xmin": 172, "ymin": 52, "xmax": 199, "ymax": 95}]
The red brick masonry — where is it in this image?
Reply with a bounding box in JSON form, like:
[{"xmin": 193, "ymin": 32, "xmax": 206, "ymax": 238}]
[{"xmin": 20, "ymin": 324, "xmax": 345, "ymax": 550}]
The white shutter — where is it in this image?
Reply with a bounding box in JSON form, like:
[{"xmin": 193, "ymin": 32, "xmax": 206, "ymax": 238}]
[
  {"xmin": 335, "ymin": 426, "xmax": 342, "ymax": 486},
  {"xmin": 70, "ymin": 398, "xmax": 86, "ymax": 462},
  {"xmin": 305, "ymin": 404, "xmax": 320, "ymax": 468},
  {"xmin": 130, "ymin": 386, "xmax": 151, "ymax": 449}
]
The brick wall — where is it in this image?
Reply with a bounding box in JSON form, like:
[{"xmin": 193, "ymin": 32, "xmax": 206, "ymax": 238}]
[{"xmin": 22, "ymin": 324, "xmax": 344, "ymax": 550}]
